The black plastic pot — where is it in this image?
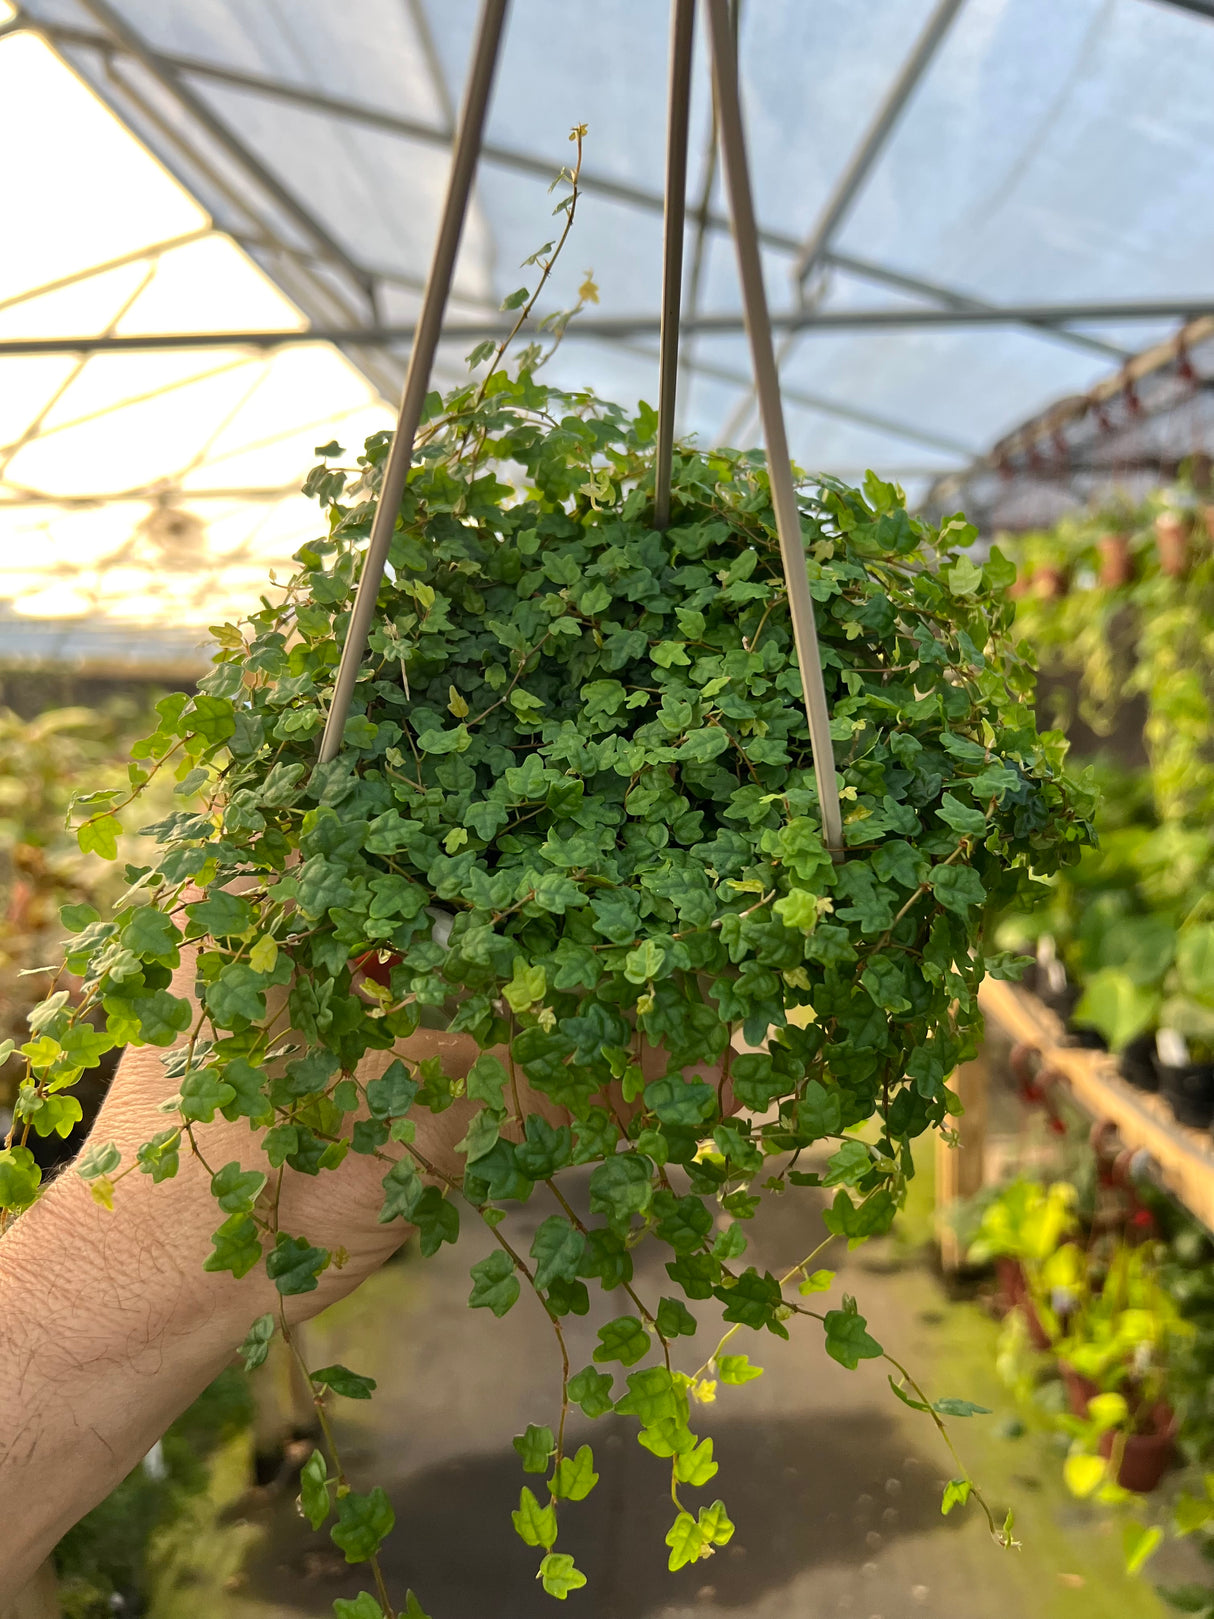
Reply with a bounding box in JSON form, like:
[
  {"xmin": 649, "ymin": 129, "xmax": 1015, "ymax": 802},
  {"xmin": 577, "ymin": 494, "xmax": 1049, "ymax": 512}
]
[
  {"xmin": 1069, "ymin": 1025, "xmax": 1108, "ymax": 1051},
  {"xmin": 1155, "ymin": 1060, "xmax": 1214, "ymax": 1129},
  {"xmin": 1120, "ymin": 1033, "xmax": 1159, "ymax": 1093}
]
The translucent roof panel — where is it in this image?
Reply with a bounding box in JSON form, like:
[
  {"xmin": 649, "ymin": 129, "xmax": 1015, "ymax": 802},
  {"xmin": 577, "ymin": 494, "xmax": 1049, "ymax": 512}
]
[
  {"xmin": 0, "ymin": 24, "xmax": 392, "ymax": 634},
  {"xmin": 5, "ymin": 0, "xmax": 1214, "ymax": 647}
]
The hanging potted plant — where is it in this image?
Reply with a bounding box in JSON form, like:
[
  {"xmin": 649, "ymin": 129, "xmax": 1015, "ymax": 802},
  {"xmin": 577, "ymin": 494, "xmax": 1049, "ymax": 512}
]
[
  {"xmin": 1153, "ymin": 502, "xmax": 1191, "ymax": 578},
  {"xmin": 0, "ymin": 372, "xmax": 1091, "ymax": 1608}
]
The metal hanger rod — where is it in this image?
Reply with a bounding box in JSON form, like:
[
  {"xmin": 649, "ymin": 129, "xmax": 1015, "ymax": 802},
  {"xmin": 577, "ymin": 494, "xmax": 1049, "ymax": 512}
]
[
  {"xmin": 703, "ymin": 0, "xmax": 844, "ymax": 854},
  {"xmin": 317, "ymin": 0, "xmax": 509, "ymax": 766},
  {"xmin": 654, "ymin": 0, "xmax": 696, "ymax": 530}
]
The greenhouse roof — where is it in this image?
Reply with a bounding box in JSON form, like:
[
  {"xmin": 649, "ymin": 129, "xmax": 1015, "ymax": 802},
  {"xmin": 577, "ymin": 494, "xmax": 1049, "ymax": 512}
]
[{"xmin": 3, "ymin": 0, "xmax": 1214, "ymax": 642}]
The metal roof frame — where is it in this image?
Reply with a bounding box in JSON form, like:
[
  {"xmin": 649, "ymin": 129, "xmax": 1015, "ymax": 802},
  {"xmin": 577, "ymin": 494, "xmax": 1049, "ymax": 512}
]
[
  {"xmin": 19, "ymin": 10, "xmax": 1143, "ymax": 374},
  {"xmin": 3, "ymin": 299, "xmax": 1210, "ymax": 357},
  {"xmin": 3, "ymin": 0, "xmax": 1214, "ymax": 525}
]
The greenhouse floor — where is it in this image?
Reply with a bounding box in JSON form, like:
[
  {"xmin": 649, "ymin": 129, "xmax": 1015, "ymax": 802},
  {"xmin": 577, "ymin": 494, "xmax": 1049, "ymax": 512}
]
[{"xmin": 174, "ymin": 1168, "xmax": 1205, "ymax": 1619}]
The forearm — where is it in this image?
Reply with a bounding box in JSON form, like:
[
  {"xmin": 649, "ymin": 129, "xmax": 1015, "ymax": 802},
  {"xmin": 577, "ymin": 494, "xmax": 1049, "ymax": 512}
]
[{"xmin": 0, "ymin": 1157, "xmax": 271, "ymax": 1598}]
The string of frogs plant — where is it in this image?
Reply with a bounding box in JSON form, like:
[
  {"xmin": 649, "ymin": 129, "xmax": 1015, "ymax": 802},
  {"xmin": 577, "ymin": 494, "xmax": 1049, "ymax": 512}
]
[{"xmin": 0, "ymin": 158, "xmax": 1093, "ymax": 1618}]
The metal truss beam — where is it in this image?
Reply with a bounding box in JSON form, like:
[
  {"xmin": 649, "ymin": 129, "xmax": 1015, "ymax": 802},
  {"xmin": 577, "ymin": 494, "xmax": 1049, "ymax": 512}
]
[
  {"xmin": 0, "ymin": 484, "xmax": 300, "ymax": 507},
  {"xmin": 23, "ymin": 0, "xmax": 410, "ymax": 401},
  {"xmin": 617, "ymin": 338, "xmax": 972, "ymax": 456},
  {"xmin": 1152, "ymin": 0, "xmax": 1214, "ymax": 17},
  {"xmin": 32, "ymin": 17, "xmax": 1139, "ymax": 371},
  {"xmin": 4, "ymin": 300, "xmax": 1209, "ymax": 356},
  {"xmin": 0, "ymin": 228, "xmax": 211, "ymax": 316},
  {"xmin": 793, "ymin": 0, "xmax": 966, "ymax": 291},
  {"xmin": 67, "ymin": 1, "xmax": 373, "ymax": 300},
  {"xmin": 822, "ymin": 250, "xmax": 1130, "ymax": 362}
]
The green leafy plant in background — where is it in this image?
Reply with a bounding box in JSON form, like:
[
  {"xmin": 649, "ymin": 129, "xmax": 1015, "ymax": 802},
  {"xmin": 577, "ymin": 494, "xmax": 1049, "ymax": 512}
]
[
  {"xmin": 0, "ymin": 160, "xmax": 1096, "ymax": 1610},
  {"xmin": 1008, "ymin": 479, "xmax": 1214, "ymax": 823},
  {"xmin": 0, "ymin": 698, "xmax": 180, "ymax": 1111}
]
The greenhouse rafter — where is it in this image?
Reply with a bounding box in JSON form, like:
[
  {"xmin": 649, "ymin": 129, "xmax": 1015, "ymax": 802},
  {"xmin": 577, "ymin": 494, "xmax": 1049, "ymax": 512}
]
[
  {"xmin": 4, "ymin": 299, "xmax": 1212, "ymax": 358},
  {"xmin": 19, "ymin": 10, "xmax": 1139, "ymax": 376}
]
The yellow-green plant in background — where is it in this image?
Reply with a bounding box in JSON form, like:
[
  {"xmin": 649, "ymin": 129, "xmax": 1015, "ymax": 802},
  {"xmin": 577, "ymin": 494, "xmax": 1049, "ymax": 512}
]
[{"xmin": 0, "ymin": 697, "xmax": 174, "ymax": 1103}]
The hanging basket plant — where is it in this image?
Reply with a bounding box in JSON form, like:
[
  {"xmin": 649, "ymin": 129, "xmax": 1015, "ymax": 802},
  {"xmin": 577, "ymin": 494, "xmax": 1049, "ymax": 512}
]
[{"xmin": 1, "ymin": 374, "xmax": 1091, "ymax": 1609}]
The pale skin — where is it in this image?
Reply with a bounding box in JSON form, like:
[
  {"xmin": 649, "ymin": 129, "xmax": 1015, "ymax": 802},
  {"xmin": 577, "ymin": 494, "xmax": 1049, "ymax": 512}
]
[
  {"xmin": 0, "ymin": 1011, "xmax": 479, "ymax": 1600},
  {"xmin": 0, "ymin": 944, "xmax": 724, "ymax": 1600}
]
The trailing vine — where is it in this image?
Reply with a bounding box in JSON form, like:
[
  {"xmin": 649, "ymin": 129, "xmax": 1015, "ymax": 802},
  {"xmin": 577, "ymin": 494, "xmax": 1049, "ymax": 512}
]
[{"xmin": 0, "ymin": 322, "xmax": 1093, "ymax": 1613}]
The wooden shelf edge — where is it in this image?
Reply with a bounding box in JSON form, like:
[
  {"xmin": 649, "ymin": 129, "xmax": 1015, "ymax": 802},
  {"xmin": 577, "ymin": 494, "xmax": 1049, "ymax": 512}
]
[{"xmin": 977, "ymin": 978, "xmax": 1214, "ymax": 1235}]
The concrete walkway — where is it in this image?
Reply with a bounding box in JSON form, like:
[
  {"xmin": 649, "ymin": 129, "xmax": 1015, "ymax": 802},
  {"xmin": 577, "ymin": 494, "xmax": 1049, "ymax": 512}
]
[{"xmin": 200, "ymin": 1166, "xmax": 1200, "ymax": 1619}]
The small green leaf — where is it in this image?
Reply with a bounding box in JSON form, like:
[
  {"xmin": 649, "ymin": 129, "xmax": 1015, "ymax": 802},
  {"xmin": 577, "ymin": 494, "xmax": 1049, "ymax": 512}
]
[
  {"xmin": 1123, "ymin": 1520, "xmax": 1163, "ymax": 1577},
  {"xmin": 513, "ymin": 1424, "xmax": 555, "ymax": 1474},
  {"xmin": 932, "ymin": 1397, "xmax": 992, "ymax": 1418},
  {"xmin": 311, "ymin": 1363, "xmax": 377, "ymax": 1400},
  {"xmin": 239, "ymin": 1313, "xmax": 275, "ymax": 1372},
  {"xmin": 928, "ymin": 863, "xmax": 986, "ymax": 916},
  {"xmin": 593, "ymin": 1315, "xmax": 651, "ymax": 1367},
  {"xmin": 210, "ymin": 1160, "xmax": 267, "ymax": 1214},
  {"xmin": 60, "ymin": 901, "xmax": 100, "ymax": 932},
  {"xmin": 675, "ymin": 1437, "xmax": 719, "ymax": 1486},
  {"xmin": 549, "ymin": 1444, "xmax": 598, "ymax": 1502},
  {"xmin": 530, "ymin": 1216, "xmax": 586, "ymax": 1291},
  {"xmin": 203, "ymin": 1212, "xmax": 262, "ymax": 1279},
  {"xmin": 77, "ymin": 813, "xmax": 122, "ymax": 860},
  {"xmin": 512, "ymin": 1486, "xmax": 557, "ymax": 1550},
  {"xmin": 503, "ymin": 958, "xmax": 546, "ymax": 1013},
  {"xmin": 823, "ymin": 1300, "xmax": 883, "ymax": 1369},
  {"xmin": 331, "ymin": 1487, "xmax": 395, "ymax": 1563},
  {"xmin": 567, "ymin": 1365, "xmax": 614, "ymax": 1417},
  {"xmin": 665, "ymin": 1510, "xmax": 705, "ymax": 1570},
  {"xmin": 717, "ymin": 1354, "xmax": 764, "ymax": 1384},
  {"xmin": 941, "ymin": 1477, "xmax": 972, "ymax": 1515},
  {"xmin": 0, "ymin": 1145, "xmax": 42, "ymax": 1212},
  {"xmin": 656, "ymin": 1296, "xmax": 698, "ymax": 1339},
  {"xmin": 333, "ymin": 1595, "xmax": 384, "ymax": 1619},
  {"xmin": 76, "ymin": 1139, "xmax": 120, "ymax": 1181},
  {"xmin": 469, "ymin": 1249, "xmax": 520, "ymax": 1317},
  {"xmin": 538, "ymin": 1552, "xmax": 587, "ymax": 1599},
  {"xmin": 299, "ymin": 1448, "xmax": 331, "ymax": 1530},
  {"xmin": 266, "ymin": 1232, "xmax": 328, "ymax": 1295}
]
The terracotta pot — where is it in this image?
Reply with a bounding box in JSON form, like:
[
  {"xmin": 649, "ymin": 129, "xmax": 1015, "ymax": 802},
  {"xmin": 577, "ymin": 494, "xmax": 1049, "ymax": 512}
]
[
  {"xmin": 994, "ymin": 1257, "xmax": 1025, "ymax": 1317},
  {"xmin": 354, "ymin": 948, "xmax": 400, "ymax": 988},
  {"xmin": 1059, "ymin": 1360, "xmax": 1099, "ymax": 1417},
  {"xmin": 1097, "ymin": 533, "xmax": 1133, "ymax": 589},
  {"xmin": 1034, "ymin": 565, "xmax": 1066, "ymax": 599},
  {"xmin": 1155, "ymin": 513, "xmax": 1189, "ymax": 577},
  {"xmin": 1099, "ymin": 1403, "xmax": 1176, "ymax": 1493}
]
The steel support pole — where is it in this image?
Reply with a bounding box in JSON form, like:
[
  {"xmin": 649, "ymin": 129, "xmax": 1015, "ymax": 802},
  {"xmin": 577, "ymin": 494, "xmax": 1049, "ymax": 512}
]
[
  {"xmin": 703, "ymin": 0, "xmax": 843, "ymax": 854},
  {"xmin": 654, "ymin": 0, "xmax": 695, "ymax": 530},
  {"xmin": 316, "ymin": 0, "xmax": 508, "ymax": 766},
  {"xmin": 792, "ymin": 0, "xmax": 967, "ymax": 291}
]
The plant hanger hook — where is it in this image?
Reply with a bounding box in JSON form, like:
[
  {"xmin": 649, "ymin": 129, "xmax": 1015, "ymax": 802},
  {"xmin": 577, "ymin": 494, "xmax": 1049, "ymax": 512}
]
[
  {"xmin": 703, "ymin": 0, "xmax": 844, "ymax": 856},
  {"xmin": 317, "ymin": 0, "xmax": 510, "ymax": 768}
]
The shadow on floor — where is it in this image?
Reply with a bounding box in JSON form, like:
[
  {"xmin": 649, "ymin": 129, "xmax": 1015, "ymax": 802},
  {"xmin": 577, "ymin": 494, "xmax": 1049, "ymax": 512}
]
[{"xmin": 246, "ymin": 1405, "xmax": 955, "ymax": 1618}]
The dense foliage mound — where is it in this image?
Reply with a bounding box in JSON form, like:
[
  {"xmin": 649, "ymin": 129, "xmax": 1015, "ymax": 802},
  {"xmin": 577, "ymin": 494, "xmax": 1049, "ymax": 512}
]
[{"xmin": 2, "ymin": 374, "xmax": 1092, "ymax": 1610}]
